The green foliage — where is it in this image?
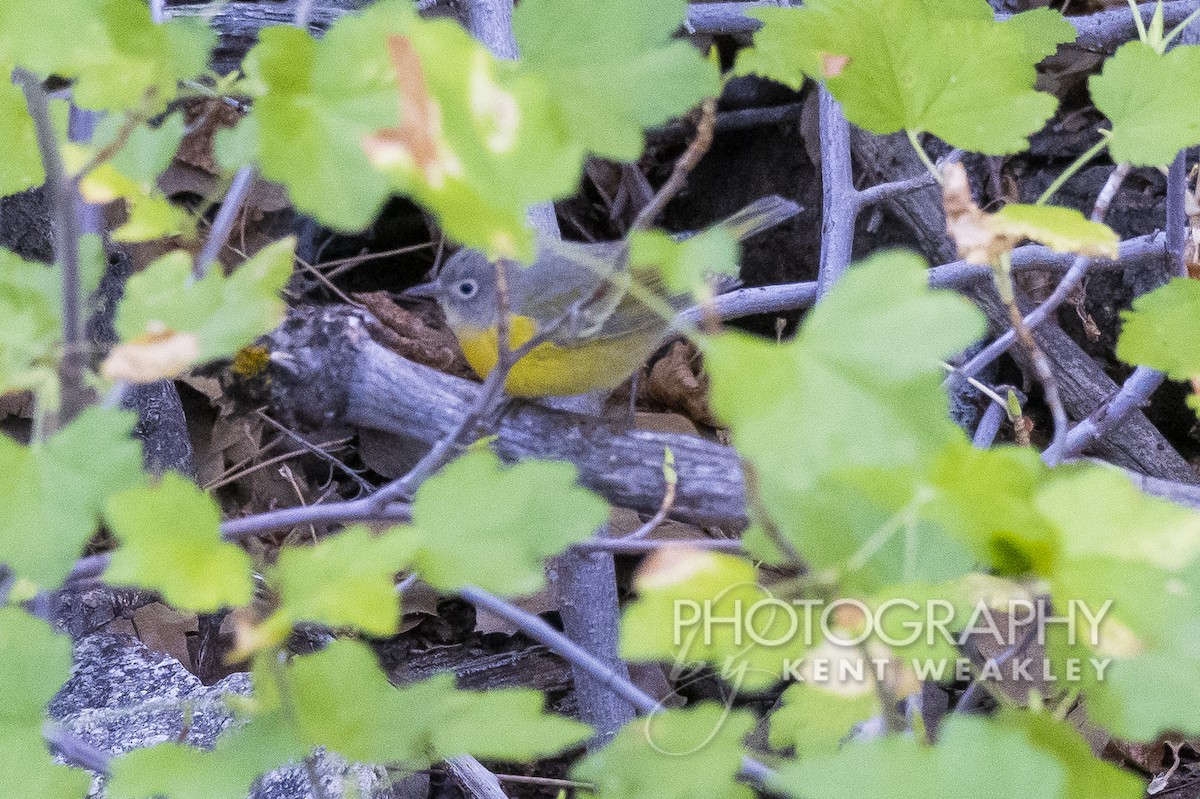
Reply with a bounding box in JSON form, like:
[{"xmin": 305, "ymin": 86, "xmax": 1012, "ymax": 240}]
[
  {"xmin": 1117, "ymin": 277, "xmax": 1200, "ymax": 411},
  {"xmin": 227, "ymin": 15, "xmax": 399, "ymax": 232},
  {"xmin": 409, "ymin": 448, "xmax": 608, "ymax": 595},
  {"xmin": 630, "ymin": 227, "xmax": 740, "ymax": 297},
  {"xmin": 0, "ymin": 0, "xmax": 213, "ymax": 113},
  {"xmin": 0, "ymin": 407, "xmax": 143, "ymax": 588},
  {"xmin": 0, "ymin": 69, "xmax": 42, "ymax": 196},
  {"xmin": 734, "ymin": 0, "xmax": 1073, "ymax": 153},
  {"xmin": 264, "ymin": 524, "xmax": 419, "ymax": 638},
  {"xmin": 770, "ymin": 712, "xmax": 1140, "ymax": 799},
  {"xmin": 513, "ymin": 0, "xmax": 719, "ymax": 162},
  {"xmin": 1036, "ymin": 466, "xmax": 1200, "ymax": 739},
  {"xmin": 0, "ymin": 240, "xmax": 105, "ymax": 398},
  {"xmin": 0, "ymin": 609, "xmax": 91, "ymax": 799},
  {"xmin": 1090, "ymin": 41, "xmax": 1200, "ymax": 166},
  {"xmin": 573, "ymin": 703, "xmax": 756, "ymax": 799},
  {"xmin": 706, "ymin": 251, "xmax": 984, "ymax": 577},
  {"xmin": 113, "ymin": 237, "xmax": 295, "ymax": 374},
  {"xmin": 284, "ymin": 640, "xmax": 590, "ymax": 764},
  {"xmin": 108, "ymin": 716, "xmax": 306, "ymax": 799},
  {"xmin": 767, "ymin": 655, "xmax": 881, "ymax": 755},
  {"xmin": 230, "ymin": 0, "xmax": 715, "ymax": 258},
  {"xmin": 989, "ymin": 205, "xmax": 1119, "ymax": 259},
  {"xmin": 620, "ymin": 549, "xmax": 804, "ymax": 690},
  {"xmin": 104, "ymin": 472, "xmax": 254, "ymax": 612}
]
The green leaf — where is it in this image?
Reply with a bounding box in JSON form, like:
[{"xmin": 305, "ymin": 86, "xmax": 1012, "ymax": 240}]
[
  {"xmin": 0, "ymin": 609, "xmax": 91, "ymax": 799},
  {"xmin": 734, "ymin": 0, "xmax": 1071, "ymax": 154},
  {"xmin": 572, "ymin": 703, "xmax": 756, "ymax": 799},
  {"xmin": 410, "ymin": 449, "xmax": 608, "ymax": 595},
  {"xmin": 419, "ymin": 673, "xmax": 592, "ymax": 761},
  {"xmin": 620, "ymin": 549, "xmax": 804, "ymax": 691},
  {"xmin": 230, "ymin": 16, "xmax": 399, "ymax": 231},
  {"xmin": 1090, "ymin": 41, "xmax": 1200, "ymax": 167},
  {"xmin": 1036, "ymin": 465, "xmax": 1200, "ymax": 570},
  {"xmin": 770, "ymin": 712, "xmax": 1138, "ymax": 799},
  {"xmin": 112, "ymin": 237, "xmax": 294, "ymax": 373},
  {"xmin": 989, "ymin": 205, "xmax": 1119, "ymax": 260},
  {"xmin": 0, "ymin": 407, "xmax": 143, "ymax": 588},
  {"xmin": 926, "ymin": 441, "xmax": 1058, "ymax": 575},
  {"xmin": 285, "ymin": 641, "xmax": 590, "ymax": 765},
  {"xmin": 108, "ymin": 715, "xmax": 307, "ymax": 799},
  {"xmin": 768, "ymin": 710, "xmax": 1051, "ymax": 791},
  {"xmin": 1117, "ymin": 277, "xmax": 1200, "ymax": 398},
  {"xmin": 513, "ymin": 0, "xmax": 720, "ymax": 162},
  {"xmin": 705, "ymin": 251, "xmax": 984, "ymax": 570},
  {"xmin": 265, "ymin": 524, "xmax": 419, "ymax": 637},
  {"xmin": 1035, "ymin": 465, "xmax": 1200, "ymax": 739},
  {"xmin": 0, "ymin": 0, "xmax": 214, "ymax": 112},
  {"xmin": 0, "ymin": 241, "xmax": 106, "ymax": 399},
  {"xmin": 79, "ymin": 162, "xmax": 191, "ymax": 243},
  {"xmin": 104, "ymin": 472, "xmax": 254, "ymax": 612},
  {"xmin": 767, "ymin": 652, "xmax": 882, "ymax": 756},
  {"xmin": 629, "ymin": 227, "xmax": 740, "ymax": 296},
  {"xmin": 0, "ymin": 67, "xmax": 42, "ymax": 197}
]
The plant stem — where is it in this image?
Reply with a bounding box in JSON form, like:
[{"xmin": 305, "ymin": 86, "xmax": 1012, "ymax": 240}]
[
  {"xmin": 194, "ymin": 165, "xmax": 257, "ymax": 280},
  {"xmin": 1035, "ymin": 137, "xmax": 1109, "ymax": 206},
  {"xmin": 15, "ymin": 68, "xmax": 88, "ymax": 427},
  {"xmin": 817, "ymin": 85, "xmax": 856, "ymax": 297},
  {"xmin": 905, "ymin": 129, "xmax": 943, "ymax": 185},
  {"xmin": 1127, "ymin": 0, "xmax": 1150, "ymax": 41}
]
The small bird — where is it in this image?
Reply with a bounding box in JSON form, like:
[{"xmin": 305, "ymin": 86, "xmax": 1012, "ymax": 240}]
[{"xmin": 404, "ymin": 195, "xmax": 799, "ymax": 397}]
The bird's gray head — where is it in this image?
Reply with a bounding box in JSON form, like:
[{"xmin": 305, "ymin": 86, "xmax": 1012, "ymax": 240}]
[{"xmin": 406, "ymin": 248, "xmax": 500, "ymax": 329}]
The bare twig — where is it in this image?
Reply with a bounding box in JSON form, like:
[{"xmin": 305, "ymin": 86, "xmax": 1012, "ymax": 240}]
[
  {"xmin": 15, "ymin": 68, "xmax": 88, "ymax": 426},
  {"xmin": 194, "ymin": 165, "xmax": 257, "ymax": 280},
  {"xmin": 631, "ymin": 98, "xmax": 717, "ymax": 232},
  {"xmin": 43, "ymin": 722, "xmax": 112, "ymax": 774},
  {"xmin": 971, "ymin": 401, "xmax": 1006, "ymax": 448},
  {"xmin": 680, "ymin": 231, "xmax": 1165, "ymax": 324},
  {"xmin": 1046, "ymin": 152, "xmax": 1192, "ymax": 464},
  {"xmin": 948, "ymin": 163, "xmax": 1133, "ymax": 385},
  {"xmin": 458, "ymin": 584, "xmax": 778, "ymax": 790},
  {"xmin": 817, "ymin": 86, "xmax": 855, "ymax": 296},
  {"xmin": 571, "ymin": 537, "xmax": 742, "ymax": 554}
]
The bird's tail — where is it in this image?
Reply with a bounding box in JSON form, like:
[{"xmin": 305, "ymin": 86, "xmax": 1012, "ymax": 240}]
[{"xmin": 716, "ymin": 194, "xmax": 802, "ymax": 242}]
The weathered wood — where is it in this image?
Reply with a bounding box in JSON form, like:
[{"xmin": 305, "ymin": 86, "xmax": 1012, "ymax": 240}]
[{"xmin": 241, "ymin": 305, "xmax": 748, "ymax": 527}]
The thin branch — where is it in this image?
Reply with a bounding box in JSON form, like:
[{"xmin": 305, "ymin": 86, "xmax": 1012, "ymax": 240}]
[
  {"xmin": 571, "ymin": 537, "xmax": 742, "ymax": 554},
  {"xmin": 948, "ymin": 163, "xmax": 1133, "ymax": 385},
  {"xmin": 15, "ymin": 68, "xmax": 88, "ymax": 426},
  {"xmin": 971, "ymin": 401, "xmax": 1006, "ymax": 448},
  {"xmin": 43, "ymin": 722, "xmax": 112, "ymax": 774},
  {"xmin": 645, "ymin": 102, "xmax": 802, "ymax": 146},
  {"xmin": 194, "ymin": 165, "xmax": 257, "ymax": 280},
  {"xmin": 681, "ymin": 231, "xmax": 1165, "ymax": 325},
  {"xmin": 631, "ymin": 98, "xmax": 717, "ymax": 232},
  {"xmin": 458, "ymin": 585, "xmax": 778, "ymax": 791},
  {"xmin": 816, "ymin": 86, "xmax": 856, "ymax": 296},
  {"xmin": 1045, "ymin": 151, "xmax": 1192, "ymax": 464}
]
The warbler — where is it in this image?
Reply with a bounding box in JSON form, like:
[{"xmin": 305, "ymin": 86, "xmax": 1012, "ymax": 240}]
[{"xmin": 404, "ymin": 195, "xmax": 799, "ymax": 397}]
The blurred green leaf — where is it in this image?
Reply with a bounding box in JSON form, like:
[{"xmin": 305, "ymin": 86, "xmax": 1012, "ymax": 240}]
[
  {"xmin": 0, "ymin": 407, "xmax": 143, "ymax": 588},
  {"xmin": 410, "ymin": 449, "xmax": 607, "ymax": 595},
  {"xmin": 104, "ymin": 472, "xmax": 253, "ymax": 612},
  {"xmin": 573, "ymin": 703, "xmax": 756, "ymax": 799}
]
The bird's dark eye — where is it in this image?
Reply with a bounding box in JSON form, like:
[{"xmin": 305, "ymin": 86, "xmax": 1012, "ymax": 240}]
[{"xmin": 456, "ymin": 279, "xmax": 478, "ymax": 299}]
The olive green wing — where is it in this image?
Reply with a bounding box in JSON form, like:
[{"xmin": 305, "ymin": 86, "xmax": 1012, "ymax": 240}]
[{"xmin": 515, "ymin": 239, "xmax": 686, "ymax": 345}]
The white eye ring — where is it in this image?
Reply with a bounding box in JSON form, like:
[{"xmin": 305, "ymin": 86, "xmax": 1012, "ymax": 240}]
[{"xmin": 455, "ymin": 279, "xmax": 478, "ymax": 299}]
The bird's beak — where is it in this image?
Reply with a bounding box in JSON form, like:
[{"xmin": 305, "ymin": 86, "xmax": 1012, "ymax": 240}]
[{"xmin": 401, "ymin": 280, "xmax": 440, "ymax": 300}]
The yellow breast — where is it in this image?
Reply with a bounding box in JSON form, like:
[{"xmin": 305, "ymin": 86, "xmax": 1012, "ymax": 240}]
[{"xmin": 453, "ymin": 315, "xmax": 664, "ymax": 397}]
